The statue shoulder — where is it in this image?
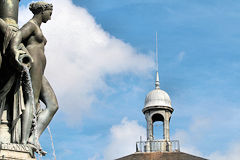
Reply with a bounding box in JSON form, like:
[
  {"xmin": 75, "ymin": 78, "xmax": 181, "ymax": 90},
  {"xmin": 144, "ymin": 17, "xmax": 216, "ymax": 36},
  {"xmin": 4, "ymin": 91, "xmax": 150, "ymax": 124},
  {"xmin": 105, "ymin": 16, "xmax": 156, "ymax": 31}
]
[
  {"xmin": 19, "ymin": 20, "xmax": 38, "ymax": 36},
  {"xmin": 21, "ymin": 20, "xmax": 37, "ymax": 30}
]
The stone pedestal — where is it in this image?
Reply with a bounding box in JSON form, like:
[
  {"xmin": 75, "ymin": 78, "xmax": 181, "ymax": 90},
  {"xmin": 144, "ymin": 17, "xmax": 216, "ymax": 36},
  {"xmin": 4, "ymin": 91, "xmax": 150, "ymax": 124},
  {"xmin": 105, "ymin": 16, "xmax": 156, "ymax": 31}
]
[
  {"xmin": 0, "ymin": 144, "xmax": 35, "ymax": 160},
  {"xmin": 0, "ymin": 124, "xmax": 11, "ymax": 144},
  {"xmin": 0, "ymin": 104, "xmax": 11, "ymax": 144},
  {"xmin": 0, "ymin": 107, "xmax": 40, "ymax": 160}
]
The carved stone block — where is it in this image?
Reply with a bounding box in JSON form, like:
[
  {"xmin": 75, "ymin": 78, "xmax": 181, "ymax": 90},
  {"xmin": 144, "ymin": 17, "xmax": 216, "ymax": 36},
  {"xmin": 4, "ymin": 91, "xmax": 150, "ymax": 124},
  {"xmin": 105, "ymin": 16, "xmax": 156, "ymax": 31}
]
[{"xmin": 0, "ymin": 143, "xmax": 35, "ymax": 160}]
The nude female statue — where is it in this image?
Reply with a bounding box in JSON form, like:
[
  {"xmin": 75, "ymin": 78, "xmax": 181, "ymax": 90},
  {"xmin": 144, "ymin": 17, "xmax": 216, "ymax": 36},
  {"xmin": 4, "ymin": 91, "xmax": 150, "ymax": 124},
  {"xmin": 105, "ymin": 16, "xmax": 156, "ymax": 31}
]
[{"xmin": 11, "ymin": 2, "xmax": 58, "ymax": 147}]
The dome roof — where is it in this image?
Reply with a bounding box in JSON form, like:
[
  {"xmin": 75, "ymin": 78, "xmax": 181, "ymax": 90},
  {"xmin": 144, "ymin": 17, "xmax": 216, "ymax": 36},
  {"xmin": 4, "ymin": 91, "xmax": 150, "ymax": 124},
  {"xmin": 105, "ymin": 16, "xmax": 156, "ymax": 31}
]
[
  {"xmin": 144, "ymin": 88, "xmax": 172, "ymax": 108},
  {"xmin": 142, "ymin": 71, "xmax": 173, "ymax": 113}
]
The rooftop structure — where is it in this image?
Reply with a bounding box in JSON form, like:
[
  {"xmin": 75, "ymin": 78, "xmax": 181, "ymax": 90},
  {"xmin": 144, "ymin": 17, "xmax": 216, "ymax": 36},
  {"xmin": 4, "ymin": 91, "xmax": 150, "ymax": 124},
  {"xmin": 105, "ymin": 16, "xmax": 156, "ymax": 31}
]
[
  {"xmin": 136, "ymin": 33, "xmax": 179, "ymax": 153},
  {"xmin": 117, "ymin": 152, "xmax": 207, "ymax": 160},
  {"xmin": 136, "ymin": 71, "xmax": 179, "ymax": 153},
  {"xmin": 116, "ymin": 33, "xmax": 207, "ymax": 160}
]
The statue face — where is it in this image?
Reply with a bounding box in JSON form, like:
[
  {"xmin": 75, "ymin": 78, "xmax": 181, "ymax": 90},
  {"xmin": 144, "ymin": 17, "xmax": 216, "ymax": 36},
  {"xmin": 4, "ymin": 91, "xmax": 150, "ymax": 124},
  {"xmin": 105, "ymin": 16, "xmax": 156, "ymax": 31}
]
[{"xmin": 42, "ymin": 10, "xmax": 52, "ymax": 23}]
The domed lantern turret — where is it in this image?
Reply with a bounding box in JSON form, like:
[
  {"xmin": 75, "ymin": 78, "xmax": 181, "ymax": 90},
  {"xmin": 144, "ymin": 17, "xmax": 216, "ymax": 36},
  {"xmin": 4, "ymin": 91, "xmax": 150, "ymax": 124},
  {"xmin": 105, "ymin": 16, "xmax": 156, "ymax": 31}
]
[
  {"xmin": 136, "ymin": 33, "xmax": 179, "ymax": 153},
  {"xmin": 143, "ymin": 71, "xmax": 174, "ymax": 145}
]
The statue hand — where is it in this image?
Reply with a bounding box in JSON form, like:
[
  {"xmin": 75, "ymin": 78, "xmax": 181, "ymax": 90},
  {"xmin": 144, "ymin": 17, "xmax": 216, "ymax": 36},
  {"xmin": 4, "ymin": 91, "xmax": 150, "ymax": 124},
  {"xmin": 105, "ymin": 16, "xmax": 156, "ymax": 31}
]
[
  {"xmin": 14, "ymin": 50, "xmax": 24, "ymax": 71},
  {"xmin": 15, "ymin": 50, "xmax": 33, "ymax": 70}
]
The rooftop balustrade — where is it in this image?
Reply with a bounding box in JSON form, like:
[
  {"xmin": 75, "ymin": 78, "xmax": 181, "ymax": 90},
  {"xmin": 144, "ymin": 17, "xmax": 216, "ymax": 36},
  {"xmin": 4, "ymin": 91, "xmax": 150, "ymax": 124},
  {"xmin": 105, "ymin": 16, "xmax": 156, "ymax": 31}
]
[{"xmin": 136, "ymin": 140, "xmax": 180, "ymax": 153}]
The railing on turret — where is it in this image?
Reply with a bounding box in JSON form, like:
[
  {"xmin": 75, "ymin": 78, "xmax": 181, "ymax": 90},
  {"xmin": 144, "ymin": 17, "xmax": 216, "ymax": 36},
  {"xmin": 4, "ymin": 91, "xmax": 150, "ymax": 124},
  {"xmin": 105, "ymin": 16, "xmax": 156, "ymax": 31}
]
[{"xmin": 136, "ymin": 140, "xmax": 180, "ymax": 152}]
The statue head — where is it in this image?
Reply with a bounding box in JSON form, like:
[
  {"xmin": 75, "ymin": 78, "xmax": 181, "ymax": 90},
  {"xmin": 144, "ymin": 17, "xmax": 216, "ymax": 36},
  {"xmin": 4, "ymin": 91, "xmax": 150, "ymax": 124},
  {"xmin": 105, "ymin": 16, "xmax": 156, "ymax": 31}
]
[{"xmin": 29, "ymin": 2, "xmax": 53, "ymax": 23}]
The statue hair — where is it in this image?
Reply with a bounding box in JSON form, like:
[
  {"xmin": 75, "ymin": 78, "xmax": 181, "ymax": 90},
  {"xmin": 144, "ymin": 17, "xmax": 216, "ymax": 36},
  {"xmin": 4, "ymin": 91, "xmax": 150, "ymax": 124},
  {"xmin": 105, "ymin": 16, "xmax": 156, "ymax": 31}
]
[{"xmin": 29, "ymin": 1, "xmax": 53, "ymax": 14}]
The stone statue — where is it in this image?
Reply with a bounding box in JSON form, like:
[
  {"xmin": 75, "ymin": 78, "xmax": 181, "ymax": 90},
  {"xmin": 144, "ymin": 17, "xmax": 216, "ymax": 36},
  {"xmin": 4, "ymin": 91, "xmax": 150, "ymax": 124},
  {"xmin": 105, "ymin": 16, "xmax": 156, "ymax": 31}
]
[
  {"xmin": 0, "ymin": 1, "xmax": 58, "ymax": 158},
  {"xmin": 12, "ymin": 1, "xmax": 59, "ymax": 147}
]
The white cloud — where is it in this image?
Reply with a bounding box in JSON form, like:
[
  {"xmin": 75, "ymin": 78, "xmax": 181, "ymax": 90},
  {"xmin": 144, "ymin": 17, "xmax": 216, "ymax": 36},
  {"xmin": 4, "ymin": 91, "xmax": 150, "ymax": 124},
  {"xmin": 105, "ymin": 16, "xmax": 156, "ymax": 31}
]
[
  {"xmin": 103, "ymin": 117, "xmax": 146, "ymax": 160},
  {"xmin": 173, "ymin": 116, "xmax": 240, "ymax": 160},
  {"xmin": 189, "ymin": 116, "xmax": 211, "ymax": 134},
  {"xmin": 19, "ymin": 0, "xmax": 153, "ymax": 124},
  {"xmin": 173, "ymin": 129, "xmax": 203, "ymax": 157},
  {"xmin": 172, "ymin": 116, "xmax": 211, "ymax": 157},
  {"xmin": 101, "ymin": 115, "xmax": 239, "ymax": 160},
  {"xmin": 208, "ymin": 143, "xmax": 240, "ymax": 160}
]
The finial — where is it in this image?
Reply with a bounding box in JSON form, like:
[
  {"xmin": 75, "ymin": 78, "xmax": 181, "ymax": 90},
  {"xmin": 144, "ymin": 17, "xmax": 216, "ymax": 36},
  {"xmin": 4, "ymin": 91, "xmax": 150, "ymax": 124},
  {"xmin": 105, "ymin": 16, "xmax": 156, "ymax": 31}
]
[{"xmin": 155, "ymin": 32, "xmax": 160, "ymax": 89}]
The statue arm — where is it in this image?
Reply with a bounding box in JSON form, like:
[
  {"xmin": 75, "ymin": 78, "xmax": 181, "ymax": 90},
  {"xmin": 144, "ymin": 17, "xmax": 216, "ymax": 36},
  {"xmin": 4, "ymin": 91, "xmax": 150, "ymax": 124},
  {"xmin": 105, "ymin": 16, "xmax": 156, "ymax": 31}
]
[
  {"xmin": 11, "ymin": 22, "xmax": 35, "ymax": 68},
  {"xmin": 11, "ymin": 22, "xmax": 35, "ymax": 52}
]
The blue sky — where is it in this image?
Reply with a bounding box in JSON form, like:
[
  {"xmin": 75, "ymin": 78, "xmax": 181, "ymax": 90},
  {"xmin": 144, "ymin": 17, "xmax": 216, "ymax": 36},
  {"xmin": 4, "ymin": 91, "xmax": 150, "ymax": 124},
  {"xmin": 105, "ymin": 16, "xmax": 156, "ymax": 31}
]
[{"xmin": 19, "ymin": 0, "xmax": 240, "ymax": 160}]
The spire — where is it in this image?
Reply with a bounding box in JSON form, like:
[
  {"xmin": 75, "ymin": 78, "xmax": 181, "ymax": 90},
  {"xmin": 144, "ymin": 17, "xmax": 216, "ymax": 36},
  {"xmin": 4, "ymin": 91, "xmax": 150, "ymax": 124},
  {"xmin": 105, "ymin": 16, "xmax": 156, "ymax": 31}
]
[
  {"xmin": 155, "ymin": 71, "xmax": 160, "ymax": 89},
  {"xmin": 155, "ymin": 32, "xmax": 160, "ymax": 89},
  {"xmin": 156, "ymin": 32, "xmax": 158, "ymax": 71}
]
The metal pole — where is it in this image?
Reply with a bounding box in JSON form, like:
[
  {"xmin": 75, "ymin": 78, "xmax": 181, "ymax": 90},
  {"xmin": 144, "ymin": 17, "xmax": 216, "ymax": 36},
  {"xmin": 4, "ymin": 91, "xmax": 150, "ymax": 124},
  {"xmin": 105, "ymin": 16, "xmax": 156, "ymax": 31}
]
[{"xmin": 140, "ymin": 136, "xmax": 142, "ymax": 152}]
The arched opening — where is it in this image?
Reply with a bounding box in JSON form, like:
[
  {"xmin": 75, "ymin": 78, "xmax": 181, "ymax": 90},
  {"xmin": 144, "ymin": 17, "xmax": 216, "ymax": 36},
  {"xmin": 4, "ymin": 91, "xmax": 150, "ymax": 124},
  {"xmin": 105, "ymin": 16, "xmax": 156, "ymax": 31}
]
[
  {"xmin": 152, "ymin": 114, "xmax": 164, "ymax": 140},
  {"xmin": 152, "ymin": 113, "xmax": 164, "ymax": 123}
]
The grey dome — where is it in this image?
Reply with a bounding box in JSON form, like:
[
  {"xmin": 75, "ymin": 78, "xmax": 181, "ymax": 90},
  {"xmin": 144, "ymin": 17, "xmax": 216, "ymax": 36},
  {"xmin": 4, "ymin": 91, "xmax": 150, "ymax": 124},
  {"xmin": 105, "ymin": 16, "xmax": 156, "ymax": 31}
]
[
  {"xmin": 142, "ymin": 71, "xmax": 173, "ymax": 113},
  {"xmin": 144, "ymin": 89, "xmax": 172, "ymax": 108}
]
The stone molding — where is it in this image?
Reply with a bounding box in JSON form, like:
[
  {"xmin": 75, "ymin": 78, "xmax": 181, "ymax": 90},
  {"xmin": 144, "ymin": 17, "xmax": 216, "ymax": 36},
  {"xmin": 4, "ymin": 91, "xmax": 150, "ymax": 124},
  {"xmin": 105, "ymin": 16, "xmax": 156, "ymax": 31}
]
[{"xmin": 0, "ymin": 143, "xmax": 35, "ymax": 160}]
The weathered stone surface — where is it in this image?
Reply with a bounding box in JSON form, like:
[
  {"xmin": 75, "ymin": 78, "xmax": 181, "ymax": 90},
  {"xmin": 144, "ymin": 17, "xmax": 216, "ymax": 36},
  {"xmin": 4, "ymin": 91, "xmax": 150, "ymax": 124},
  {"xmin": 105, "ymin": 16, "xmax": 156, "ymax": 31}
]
[
  {"xmin": 116, "ymin": 152, "xmax": 208, "ymax": 160},
  {"xmin": 0, "ymin": 149, "xmax": 35, "ymax": 160},
  {"xmin": 0, "ymin": 124, "xmax": 11, "ymax": 144},
  {"xmin": 0, "ymin": 143, "xmax": 32, "ymax": 153},
  {"xmin": 0, "ymin": 143, "xmax": 35, "ymax": 160}
]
